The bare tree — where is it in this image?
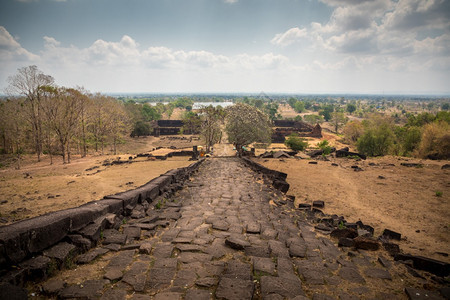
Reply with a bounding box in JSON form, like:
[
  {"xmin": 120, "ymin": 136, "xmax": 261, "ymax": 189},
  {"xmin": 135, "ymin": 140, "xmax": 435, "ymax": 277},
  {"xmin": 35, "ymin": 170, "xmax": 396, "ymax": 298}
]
[
  {"xmin": 5, "ymin": 66, "xmax": 54, "ymax": 162},
  {"xmin": 199, "ymin": 106, "xmax": 224, "ymax": 153},
  {"xmin": 0, "ymin": 99, "xmax": 27, "ymax": 168},
  {"xmin": 40, "ymin": 86, "xmax": 84, "ymax": 163}
]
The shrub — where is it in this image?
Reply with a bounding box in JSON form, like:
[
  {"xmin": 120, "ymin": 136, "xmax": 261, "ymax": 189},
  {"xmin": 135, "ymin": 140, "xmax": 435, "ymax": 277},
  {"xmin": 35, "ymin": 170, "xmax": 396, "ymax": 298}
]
[
  {"xmin": 356, "ymin": 124, "xmax": 394, "ymax": 157},
  {"xmin": 285, "ymin": 133, "xmax": 309, "ymax": 151},
  {"xmin": 317, "ymin": 140, "xmax": 332, "ymax": 155},
  {"xmin": 416, "ymin": 121, "xmax": 450, "ymax": 159}
]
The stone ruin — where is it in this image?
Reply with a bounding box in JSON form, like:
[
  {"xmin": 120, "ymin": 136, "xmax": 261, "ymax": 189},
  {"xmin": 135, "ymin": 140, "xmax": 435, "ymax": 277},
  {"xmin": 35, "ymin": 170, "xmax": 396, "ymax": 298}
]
[
  {"xmin": 272, "ymin": 120, "xmax": 322, "ymax": 143},
  {"xmin": 152, "ymin": 120, "xmax": 188, "ymax": 136}
]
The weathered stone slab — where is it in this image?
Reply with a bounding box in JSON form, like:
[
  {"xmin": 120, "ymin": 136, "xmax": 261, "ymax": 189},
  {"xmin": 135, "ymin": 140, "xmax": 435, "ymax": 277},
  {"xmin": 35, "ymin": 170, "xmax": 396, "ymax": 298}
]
[
  {"xmin": 77, "ymin": 248, "xmax": 109, "ymax": 264},
  {"xmin": 215, "ymin": 277, "xmax": 254, "ymax": 300},
  {"xmin": 260, "ymin": 276, "xmax": 305, "ymax": 298},
  {"xmin": 122, "ymin": 261, "xmax": 148, "ymax": 292},
  {"xmin": 59, "ymin": 279, "xmax": 109, "ymax": 299},
  {"xmin": 223, "ymin": 260, "xmax": 253, "ymax": 280},
  {"xmin": 225, "ymin": 236, "xmax": 251, "ymax": 250},
  {"xmin": 404, "ymin": 288, "xmax": 443, "ymax": 300},
  {"xmin": 43, "ymin": 242, "xmax": 77, "ymax": 266},
  {"xmin": 252, "ymin": 256, "xmax": 276, "ymax": 275},
  {"xmin": 338, "ymin": 267, "xmax": 365, "ymax": 283},
  {"xmin": 185, "ymin": 289, "xmax": 211, "ymax": 300},
  {"xmin": 147, "ymin": 268, "xmax": 176, "ymax": 289},
  {"xmin": 20, "ymin": 255, "xmax": 51, "ymax": 281},
  {"xmin": 364, "ymin": 268, "xmax": 392, "ymax": 280},
  {"xmin": 268, "ymin": 240, "xmax": 290, "ymax": 258},
  {"xmin": 99, "ymin": 288, "xmax": 127, "ymax": 300}
]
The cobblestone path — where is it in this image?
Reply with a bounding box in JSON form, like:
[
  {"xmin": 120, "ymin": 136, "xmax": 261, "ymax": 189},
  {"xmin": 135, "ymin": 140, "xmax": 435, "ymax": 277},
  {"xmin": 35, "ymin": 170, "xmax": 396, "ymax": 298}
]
[{"xmin": 37, "ymin": 158, "xmax": 432, "ymax": 299}]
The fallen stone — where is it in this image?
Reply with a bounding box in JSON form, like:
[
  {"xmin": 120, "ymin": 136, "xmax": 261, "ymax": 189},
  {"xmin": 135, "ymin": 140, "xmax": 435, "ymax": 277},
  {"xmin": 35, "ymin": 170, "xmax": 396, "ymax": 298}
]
[
  {"xmin": 308, "ymin": 161, "xmax": 318, "ymax": 164},
  {"xmin": 383, "ymin": 242, "xmax": 400, "ymax": 256},
  {"xmin": 338, "ymin": 238, "xmax": 355, "ymax": 248},
  {"xmin": 212, "ymin": 220, "xmax": 229, "ymax": 231},
  {"xmin": 404, "ymin": 288, "xmax": 443, "ymax": 300},
  {"xmin": 43, "ymin": 242, "xmax": 77, "ymax": 267},
  {"xmin": 441, "ymin": 164, "xmax": 450, "ymax": 170},
  {"xmin": 77, "ymin": 248, "xmax": 109, "ymax": 264},
  {"xmin": 395, "ymin": 254, "xmax": 450, "ymax": 277},
  {"xmin": 330, "ymin": 228, "xmax": 358, "ymax": 239},
  {"xmin": 246, "ymin": 222, "xmax": 261, "ymax": 234},
  {"xmin": 19, "ymin": 255, "xmax": 51, "ymax": 281},
  {"xmin": 353, "ymin": 236, "xmax": 380, "ymax": 251},
  {"xmin": 312, "ymin": 200, "xmax": 324, "ymax": 208},
  {"xmin": 122, "ymin": 261, "xmax": 148, "ymax": 292},
  {"xmin": 378, "ymin": 255, "xmax": 392, "ymax": 268},
  {"xmin": 225, "ymin": 236, "xmax": 251, "ymax": 250},
  {"xmin": 401, "ymin": 163, "xmax": 423, "ymax": 168},
  {"xmin": 298, "ymin": 203, "xmax": 311, "ymax": 210},
  {"xmin": 67, "ymin": 234, "xmax": 92, "ymax": 251},
  {"xmin": 273, "ymin": 151, "xmax": 291, "ymax": 159},
  {"xmin": 382, "ymin": 229, "xmax": 401, "ymax": 241}
]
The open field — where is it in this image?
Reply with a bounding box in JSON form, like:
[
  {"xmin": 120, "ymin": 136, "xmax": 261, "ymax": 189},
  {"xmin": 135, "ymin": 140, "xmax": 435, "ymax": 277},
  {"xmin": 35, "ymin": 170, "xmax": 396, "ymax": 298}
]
[
  {"xmin": 0, "ymin": 136, "xmax": 201, "ymax": 225},
  {"xmin": 257, "ymin": 156, "xmax": 450, "ymax": 263}
]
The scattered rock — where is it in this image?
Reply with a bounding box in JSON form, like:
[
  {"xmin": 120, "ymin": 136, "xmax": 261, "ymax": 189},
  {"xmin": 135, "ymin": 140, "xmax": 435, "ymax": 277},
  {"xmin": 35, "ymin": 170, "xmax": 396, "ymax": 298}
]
[
  {"xmin": 382, "ymin": 229, "xmax": 402, "ymax": 241},
  {"xmin": 312, "ymin": 200, "xmax": 324, "ymax": 208},
  {"xmin": 330, "ymin": 228, "xmax": 358, "ymax": 240},
  {"xmin": 353, "ymin": 236, "xmax": 380, "ymax": 251},
  {"xmin": 225, "ymin": 236, "xmax": 250, "ymax": 250}
]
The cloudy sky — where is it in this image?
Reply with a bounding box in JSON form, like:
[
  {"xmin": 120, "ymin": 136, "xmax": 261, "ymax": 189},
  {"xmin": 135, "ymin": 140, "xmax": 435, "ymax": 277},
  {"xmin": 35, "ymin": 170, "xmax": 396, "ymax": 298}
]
[{"xmin": 1, "ymin": 0, "xmax": 449, "ymax": 94}]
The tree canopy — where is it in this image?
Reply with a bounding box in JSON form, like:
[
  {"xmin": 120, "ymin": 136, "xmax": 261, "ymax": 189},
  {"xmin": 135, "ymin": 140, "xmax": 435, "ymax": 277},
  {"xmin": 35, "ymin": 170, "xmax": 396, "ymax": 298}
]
[{"xmin": 225, "ymin": 103, "xmax": 272, "ymax": 156}]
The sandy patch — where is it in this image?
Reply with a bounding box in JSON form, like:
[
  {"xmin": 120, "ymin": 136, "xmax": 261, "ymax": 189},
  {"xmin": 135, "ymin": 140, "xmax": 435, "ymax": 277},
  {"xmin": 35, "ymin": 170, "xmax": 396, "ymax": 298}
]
[{"xmin": 257, "ymin": 156, "xmax": 450, "ymax": 262}]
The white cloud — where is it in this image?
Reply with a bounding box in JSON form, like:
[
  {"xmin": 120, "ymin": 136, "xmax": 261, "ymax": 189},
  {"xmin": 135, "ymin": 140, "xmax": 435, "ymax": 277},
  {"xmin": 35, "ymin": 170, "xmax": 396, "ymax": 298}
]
[
  {"xmin": 270, "ymin": 27, "xmax": 308, "ymax": 47},
  {"xmin": 224, "ymin": 0, "xmax": 238, "ymax": 3},
  {"xmin": 0, "ymin": 26, "xmax": 38, "ymax": 62}
]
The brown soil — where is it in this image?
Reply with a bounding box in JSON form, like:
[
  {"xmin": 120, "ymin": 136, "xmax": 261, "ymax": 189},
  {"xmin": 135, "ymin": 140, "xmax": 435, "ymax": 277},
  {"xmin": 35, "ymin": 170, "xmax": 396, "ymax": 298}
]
[
  {"xmin": 257, "ymin": 156, "xmax": 450, "ymax": 263},
  {"xmin": 0, "ymin": 136, "xmax": 197, "ymax": 225}
]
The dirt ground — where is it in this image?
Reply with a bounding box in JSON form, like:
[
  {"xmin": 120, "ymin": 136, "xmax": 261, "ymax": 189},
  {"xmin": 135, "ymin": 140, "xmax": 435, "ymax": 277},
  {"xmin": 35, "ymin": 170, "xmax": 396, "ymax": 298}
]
[
  {"xmin": 0, "ymin": 136, "xmax": 200, "ymax": 225},
  {"xmin": 257, "ymin": 156, "xmax": 450, "ymax": 263}
]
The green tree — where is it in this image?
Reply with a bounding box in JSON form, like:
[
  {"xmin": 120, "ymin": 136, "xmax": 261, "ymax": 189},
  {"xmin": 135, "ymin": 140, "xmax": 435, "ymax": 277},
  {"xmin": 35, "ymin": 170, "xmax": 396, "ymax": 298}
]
[
  {"xmin": 182, "ymin": 111, "xmax": 202, "ymax": 134},
  {"xmin": 356, "ymin": 124, "xmax": 394, "ymax": 157},
  {"xmin": 294, "ymin": 101, "xmax": 305, "ymax": 113},
  {"xmin": 319, "ymin": 104, "xmax": 334, "ymax": 121},
  {"xmin": 346, "ymin": 103, "xmax": 357, "ymax": 114},
  {"xmin": 284, "ymin": 133, "xmax": 308, "ymax": 151},
  {"xmin": 225, "ymin": 103, "xmax": 272, "ymax": 157},
  {"xmin": 303, "ymin": 114, "xmax": 324, "ymax": 125}
]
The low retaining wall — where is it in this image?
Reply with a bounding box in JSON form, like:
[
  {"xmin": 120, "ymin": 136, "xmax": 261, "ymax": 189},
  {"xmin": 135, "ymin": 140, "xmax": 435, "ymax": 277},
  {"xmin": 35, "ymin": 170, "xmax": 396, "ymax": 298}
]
[
  {"xmin": 242, "ymin": 158, "xmax": 290, "ymax": 193},
  {"xmin": 0, "ymin": 159, "xmax": 204, "ymax": 285}
]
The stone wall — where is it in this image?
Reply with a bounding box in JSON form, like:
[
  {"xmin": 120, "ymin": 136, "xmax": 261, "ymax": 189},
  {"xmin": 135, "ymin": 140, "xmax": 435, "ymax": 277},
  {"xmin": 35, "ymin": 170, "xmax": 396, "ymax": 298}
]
[
  {"xmin": 0, "ymin": 159, "xmax": 204, "ymax": 284},
  {"xmin": 242, "ymin": 158, "xmax": 290, "ymax": 193},
  {"xmin": 271, "ymin": 121, "xmax": 322, "ymax": 143}
]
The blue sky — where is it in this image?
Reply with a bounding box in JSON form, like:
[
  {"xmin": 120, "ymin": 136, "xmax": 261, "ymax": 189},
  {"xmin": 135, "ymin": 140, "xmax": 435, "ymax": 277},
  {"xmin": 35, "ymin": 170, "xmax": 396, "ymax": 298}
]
[{"xmin": 1, "ymin": 0, "xmax": 449, "ymax": 94}]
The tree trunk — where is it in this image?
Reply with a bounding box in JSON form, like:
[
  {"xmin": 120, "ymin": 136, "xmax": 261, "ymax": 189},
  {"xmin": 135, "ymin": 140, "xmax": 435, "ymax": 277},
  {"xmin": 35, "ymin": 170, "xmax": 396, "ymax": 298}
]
[
  {"xmin": 113, "ymin": 137, "xmax": 117, "ymax": 155},
  {"xmin": 67, "ymin": 141, "xmax": 71, "ymax": 163},
  {"xmin": 60, "ymin": 138, "xmax": 66, "ymax": 164}
]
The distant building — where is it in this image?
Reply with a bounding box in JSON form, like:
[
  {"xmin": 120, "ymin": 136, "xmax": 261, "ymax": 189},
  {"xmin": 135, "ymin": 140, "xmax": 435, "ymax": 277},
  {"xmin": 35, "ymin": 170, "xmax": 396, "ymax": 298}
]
[{"xmin": 271, "ymin": 120, "xmax": 322, "ymax": 143}]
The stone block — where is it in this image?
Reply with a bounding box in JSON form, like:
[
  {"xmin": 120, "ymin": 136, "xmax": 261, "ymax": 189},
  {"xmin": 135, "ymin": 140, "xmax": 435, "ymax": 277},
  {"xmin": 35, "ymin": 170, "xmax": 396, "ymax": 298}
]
[
  {"xmin": 43, "ymin": 242, "xmax": 77, "ymax": 267},
  {"xmin": 19, "ymin": 255, "xmax": 52, "ymax": 282},
  {"xmin": 273, "ymin": 179, "xmax": 289, "ymax": 193},
  {"xmin": 353, "ymin": 236, "xmax": 380, "ymax": 251},
  {"xmin": 78, "ymin": 216, "xmax": 107, "ymax": 242},
  {"xmin": 395, "ymin": 254, "xmax": 450, "ymax": 277},
  {"xmin": 382, "ymin": 229, "xmax": 401, "ymax": 241}
]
